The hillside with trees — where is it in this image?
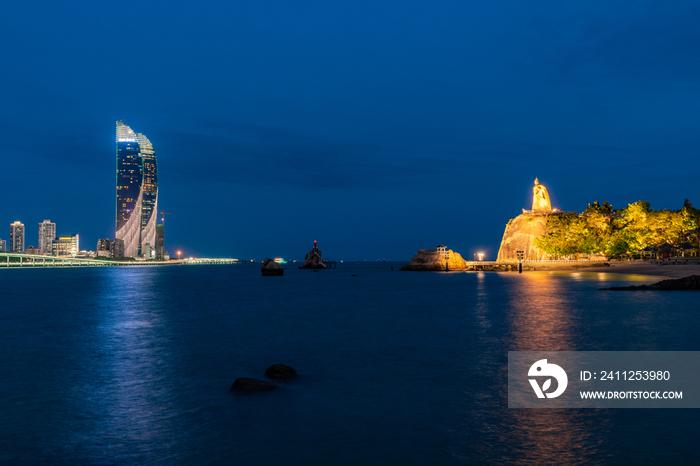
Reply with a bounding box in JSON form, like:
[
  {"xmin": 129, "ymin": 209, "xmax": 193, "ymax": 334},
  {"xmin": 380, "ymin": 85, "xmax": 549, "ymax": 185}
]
[{"xmin": 533, "ymin": 200, "xmax": 700, "ymax": 259}]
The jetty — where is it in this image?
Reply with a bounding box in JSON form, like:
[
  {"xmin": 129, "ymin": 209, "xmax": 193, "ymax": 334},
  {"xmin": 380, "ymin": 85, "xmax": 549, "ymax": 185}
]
[{"xmin": 464, "ymin": 259, "xmax": 611, "ymax": 271}]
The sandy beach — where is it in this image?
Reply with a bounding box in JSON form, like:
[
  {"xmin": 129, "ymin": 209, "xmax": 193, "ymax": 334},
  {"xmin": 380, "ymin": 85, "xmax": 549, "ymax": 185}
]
[
  {"xmin": 521, "ymin": 260, "xmax": 700, "ymax": 279},
  {"xmin": 602, "ymin": 261, "xmax": 700, "ymax": 279}
]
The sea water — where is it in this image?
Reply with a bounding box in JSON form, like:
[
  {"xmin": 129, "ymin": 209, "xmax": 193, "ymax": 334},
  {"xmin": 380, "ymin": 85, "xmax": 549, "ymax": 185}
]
[{"xmin": 1, "ymin": 263, "xmax": 698, "ymax": 465}]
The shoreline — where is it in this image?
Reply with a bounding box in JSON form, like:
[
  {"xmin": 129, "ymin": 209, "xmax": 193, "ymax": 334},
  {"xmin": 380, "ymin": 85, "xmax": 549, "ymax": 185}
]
[{"xmin": 507, "ymin": 261, "xmax": 700, "ymax": 279}]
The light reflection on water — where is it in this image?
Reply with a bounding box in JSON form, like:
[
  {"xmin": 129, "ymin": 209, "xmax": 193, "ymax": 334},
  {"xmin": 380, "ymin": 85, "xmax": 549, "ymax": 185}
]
[
  {"xmin": 1, "ymin": 265, "xmax": 699, "ymax": 465},
  {"xmin": 496, "ymin": 273, "xmax": 603, "ymax": 465}
]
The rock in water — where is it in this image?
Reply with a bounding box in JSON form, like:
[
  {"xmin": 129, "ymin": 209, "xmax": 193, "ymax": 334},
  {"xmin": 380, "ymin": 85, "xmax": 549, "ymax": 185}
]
[
  {"xmin": 601, "ymin": 275, "xmax": 700, "ymax": 291},
  {"xmin": 230, "ymin": 378, "xmax": 278, "ymax": 392},
  {"xmin": 400, "ymin": 246, "xmax": 468, "ymax": 271},
  {"xmin": 264, "ymin": 364, "xmax": 298, "ymax": 380},
  {"xmin": 300, "ymin": 240, "xmax": 326, "ymax": 269},
  {"xmin": 261, "ymin": 258, "xmax": 284, "ymax": 276}
]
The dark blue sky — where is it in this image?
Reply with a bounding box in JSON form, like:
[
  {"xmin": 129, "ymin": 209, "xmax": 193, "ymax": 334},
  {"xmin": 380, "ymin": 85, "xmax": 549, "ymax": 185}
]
[{"xmin": 2, "ymin": 1, "xmax": 699, "ymax": 260}]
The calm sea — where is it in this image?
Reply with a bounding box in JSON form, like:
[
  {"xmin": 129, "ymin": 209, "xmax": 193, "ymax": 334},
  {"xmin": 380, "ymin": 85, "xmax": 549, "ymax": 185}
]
[{"xmin": 1, "ymin": 263, "xmax": 698, "ymax": 465}]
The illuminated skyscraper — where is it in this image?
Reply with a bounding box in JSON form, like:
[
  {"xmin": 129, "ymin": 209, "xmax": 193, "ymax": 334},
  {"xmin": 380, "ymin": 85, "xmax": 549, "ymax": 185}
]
[
  {"xmin": 115, "ymin": 120, "xmax": 158, "ymax": 257},
  {"xmin": 138, "ymin": 133, "xmax": 158, "ymax": 255},
  {"xmin": 10, "ymin": 221, "xmax": 24, "ymax": 253},
  {"xmin": 38, "ymin": 219, "xmax": 56, "ymax": 255}
]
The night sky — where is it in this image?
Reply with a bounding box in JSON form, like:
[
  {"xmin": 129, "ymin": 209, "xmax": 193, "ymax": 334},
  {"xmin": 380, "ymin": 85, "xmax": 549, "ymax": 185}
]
[{"xmin": 2, "ymin": 1, "xmax": 699, "ymax": 261}]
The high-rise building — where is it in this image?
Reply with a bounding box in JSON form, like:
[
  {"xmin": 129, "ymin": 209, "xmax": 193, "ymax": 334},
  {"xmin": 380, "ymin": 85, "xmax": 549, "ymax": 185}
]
[
  {"xmin": 52, "ymin": 234, "xmax": 79, "ymax": 257},
  {"xmin": 10, "ymin": 221, "xmax": 24, "ymax": 253},
  {"xmin": 156, "ymin": 224, "xmax": 164, "ymax": 259},
  {"xmin": 96, "ymin": 238, "xmax": 112, "ymax": 257},
  {"xmin": 38, "ymin": 220, "xmax": 56, "ymax": 255},
  {"xmin": 142, "ymin": 243, "xmax": 153, "ymax": 259},
  {"xmin": 115, "ymin": 120, "xmax": 158, "ymax": 258},
  {"xmin": 139, "ymin": 133, "xmax": 158, "ymax": 256},
  {"xmin": 0, "ymin": 239, "xmax": 5, "ymax": 252},
  {"xmin": 111, "ymin": 238, "xmax": 125, "ymax": 258}
]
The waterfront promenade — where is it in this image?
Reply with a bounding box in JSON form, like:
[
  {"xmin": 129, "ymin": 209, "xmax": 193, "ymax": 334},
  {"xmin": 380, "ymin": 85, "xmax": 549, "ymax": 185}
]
[{"xmin": 0, "ymin": 253, "xmax": 242, "ymax": 268}]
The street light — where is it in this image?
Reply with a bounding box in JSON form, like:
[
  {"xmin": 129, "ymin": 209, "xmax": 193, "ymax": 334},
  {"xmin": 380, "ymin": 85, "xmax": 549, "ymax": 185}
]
[
  {"xmin": 177, "ymin": 250, "xmax": 182, "ymax": 260},
  {"xmin": 516, "ymin": 250, "xmax": 524, "ymax": 273}
]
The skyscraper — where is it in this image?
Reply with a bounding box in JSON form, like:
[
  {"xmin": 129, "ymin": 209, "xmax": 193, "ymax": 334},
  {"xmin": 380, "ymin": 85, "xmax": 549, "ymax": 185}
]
[
  {"xmin": 38, "ymin": 219, "xmax": 56, "ymax": 255},
  {"xmin": 156, "ymin": 224, "xmax": 164, "ymax": 260},
  {"xmin": 115, "ymin": 121, "xmax": 158, "ymax": 257},
  {"xmin": 138, "ymin": 133, "xmax": 158, "ymax": 256},
  {"xmin": 10, "ymin": 221, "xmax": 24, "ymax": 253}
]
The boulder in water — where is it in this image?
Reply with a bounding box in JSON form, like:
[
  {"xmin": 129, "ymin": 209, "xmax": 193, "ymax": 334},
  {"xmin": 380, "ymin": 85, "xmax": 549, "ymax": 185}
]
[
  {"xmin": 261, "ymin": 258, "xmax": 284, "ymax": 276},
  {"xmin": 264, "ymin": 364, "xmax": 298, "ymax": 380},
  {"xmin": 230, "ymin": 377, "xmax": 278, "ymax": 392}
]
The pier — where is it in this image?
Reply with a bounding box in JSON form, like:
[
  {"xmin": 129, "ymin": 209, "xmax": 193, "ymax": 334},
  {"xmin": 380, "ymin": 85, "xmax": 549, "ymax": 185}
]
[
  {"xmin": 463, "ymin": 259, "xmax": 611, "ymax": 271},
  {"xmin": 0, "ymin": 253, "xmax": 243, "ymax": 268}
]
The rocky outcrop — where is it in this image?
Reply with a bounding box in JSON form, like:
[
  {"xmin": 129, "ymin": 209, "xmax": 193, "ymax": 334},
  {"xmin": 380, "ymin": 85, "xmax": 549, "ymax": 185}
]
[
  {"xmin": 264, "ymin": 364, "xmax": 298, "ymax": 380},
  {"xmin": 400, "ymin": 248, "xmax": 468, "ymax": 271},
  {"xmin": 300, "ymin": 241, "xmax": 326, "ymax": 269},
  {"xmin": 601, "ymin": 275, "xmax": 700, "ymax": 291},
  {"xmin": 230, "ymin": 378, "xmax": 278, "ymax": 392},
  {"xmin": 496, "ymin": 213, "xmax": 548, "ymax": 261},
  {"xmin": 261, "ymin": 258, "xmax": 284, "ymax": 276}
]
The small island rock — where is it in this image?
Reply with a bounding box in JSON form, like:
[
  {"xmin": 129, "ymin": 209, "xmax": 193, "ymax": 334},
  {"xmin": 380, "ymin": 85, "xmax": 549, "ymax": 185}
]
[
  {"xmin": 400, "ymin": 245, "xmax": 468, "ymax": 271},
  {"xmin": 264, "ymin": 364, "xmax": 298, "ymax": 380},
  {"xmin": 230, "ymin": 377, "xmax": 278, "ymax": 392},
  {"xmin": 300, "ymin": 240, "xmax": 326, "ymax": 269},
  {"xmin": 261, "ymin": 258, "xmax": 284, "ymax": 276}
]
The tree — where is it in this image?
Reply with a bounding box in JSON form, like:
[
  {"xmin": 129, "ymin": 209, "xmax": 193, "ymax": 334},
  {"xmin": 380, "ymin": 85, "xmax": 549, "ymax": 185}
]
[
  {"xmin": 533, "ymin": 200, "xmax": 700, "ymax": 260},
  {"xmin": 583, "ymin": 201, "xmax": 613, "ymax": 215},
  {"xmin": 534, "ymin": 213, "xmax": 596, "ymax": 257}
]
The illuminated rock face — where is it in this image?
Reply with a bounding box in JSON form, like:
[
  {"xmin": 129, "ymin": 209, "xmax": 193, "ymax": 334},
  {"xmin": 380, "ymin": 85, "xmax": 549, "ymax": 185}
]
[
  {"xmin": 496, "ymin": 213, "xmax": 548, "ymax": 261},
  {"xmin": 401, "ymin": 249, "xmax": 468, "ymax": 271},
  {"xmin": 497, "ymin": 179, "xmax": 555, "ymax": 261}
]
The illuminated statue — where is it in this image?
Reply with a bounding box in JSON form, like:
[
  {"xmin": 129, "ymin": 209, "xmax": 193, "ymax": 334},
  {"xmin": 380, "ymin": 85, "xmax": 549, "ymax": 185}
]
[{"xmin": 532, "ymin": 178, "xmax": 552, "ymax": 212}]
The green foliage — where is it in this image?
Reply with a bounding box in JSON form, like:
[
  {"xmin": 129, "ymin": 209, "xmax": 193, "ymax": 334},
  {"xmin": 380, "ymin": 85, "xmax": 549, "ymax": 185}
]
[
  {"xmin": 534, "ymin": 213, "xmax": 598, "ymax": 257},
  {"xmin": 583, "ymin": 201, "xmax": 613, "ymax": 215},
  {"xmin": 534, "ymin": 200, "xmax": 700, "ymax": 259}
]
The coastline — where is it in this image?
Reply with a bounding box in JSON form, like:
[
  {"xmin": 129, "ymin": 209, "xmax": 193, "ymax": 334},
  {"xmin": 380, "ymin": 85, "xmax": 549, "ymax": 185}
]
[{"xmin": 516, "ymin": 261, "xmax": 700, "ymax": 279}]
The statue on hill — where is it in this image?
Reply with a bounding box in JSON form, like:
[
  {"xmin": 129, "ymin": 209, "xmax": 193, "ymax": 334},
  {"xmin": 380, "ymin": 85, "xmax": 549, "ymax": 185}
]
[{"xmin": 532, "ymin": 178, "xmax": 552, "ymax": 212}]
